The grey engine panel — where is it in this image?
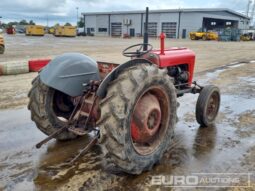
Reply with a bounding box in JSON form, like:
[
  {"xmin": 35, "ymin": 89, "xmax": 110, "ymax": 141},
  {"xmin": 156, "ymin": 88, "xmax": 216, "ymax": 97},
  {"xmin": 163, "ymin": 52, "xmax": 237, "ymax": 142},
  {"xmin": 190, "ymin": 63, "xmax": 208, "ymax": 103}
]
[{"xmin": 40, "ymin": 53, "xmax": 100, "ymax": 97}]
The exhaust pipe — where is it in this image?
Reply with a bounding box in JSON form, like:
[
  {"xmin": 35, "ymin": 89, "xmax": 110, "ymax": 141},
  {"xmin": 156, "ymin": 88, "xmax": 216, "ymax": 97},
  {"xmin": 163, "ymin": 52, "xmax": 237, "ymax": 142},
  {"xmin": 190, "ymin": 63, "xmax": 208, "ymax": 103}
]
[{"xmin": 143, "ymin": 7, "xmax": 149, "ymax": 51}]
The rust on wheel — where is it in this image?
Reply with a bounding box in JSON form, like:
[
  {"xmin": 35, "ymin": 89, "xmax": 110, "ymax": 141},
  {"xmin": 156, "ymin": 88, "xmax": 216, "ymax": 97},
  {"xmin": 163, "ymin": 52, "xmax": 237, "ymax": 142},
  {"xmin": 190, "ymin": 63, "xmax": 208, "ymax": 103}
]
[
  {"xmin": 98, "ymin": 64, "xmax": 176, "ymax": 174},
  {"xmin": 196, "ymin": 85, "xmax": 221, "ymax": 127},
  {"xmin": 131, "ymin": 86, "xmax": 170, "ymax": 155},
  {"xmin": 206, "ymin": 92, "xmax": 220, "ymax": 121},
  {"xmin": 52, "ymin": 90, "xmax": 75, "ymax": 120},
  {"xmin": 28, "ymin": 77, "xmax": 77, "ymax": 140}
]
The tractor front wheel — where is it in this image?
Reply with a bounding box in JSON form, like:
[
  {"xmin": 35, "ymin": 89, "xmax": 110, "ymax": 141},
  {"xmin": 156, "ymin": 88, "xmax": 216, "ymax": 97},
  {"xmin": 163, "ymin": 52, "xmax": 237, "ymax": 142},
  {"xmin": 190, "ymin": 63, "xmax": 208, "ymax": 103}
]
[
  {"xmin": 98, "ymin": 64, "xmax": 177, "ymax": 174},
  {"xmin": 196, "ymin": 85, "xmax": 220, "ymax": 127}
]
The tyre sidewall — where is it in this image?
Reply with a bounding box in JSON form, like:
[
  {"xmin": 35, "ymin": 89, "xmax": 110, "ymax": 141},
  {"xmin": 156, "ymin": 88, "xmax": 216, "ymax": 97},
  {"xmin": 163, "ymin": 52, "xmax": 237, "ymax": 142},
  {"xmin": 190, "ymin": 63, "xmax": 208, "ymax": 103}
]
[
  {"xmin": 0, "ymin": 45, "xmax": 4, "ymax": 54},
  {"xmin": 45, "ymin": 87, "xmax": 69, "ymax": 129},
  {"xmin": 124, "ymin": 76, "xmax": 176, "ymax": 168},
  {"xmin": 196, "ymin": 85, "xmax": 220, "ymax": 126},
  {"xmin": 28, "ymin": 77, "xmax": 77, "ymax": 140}
]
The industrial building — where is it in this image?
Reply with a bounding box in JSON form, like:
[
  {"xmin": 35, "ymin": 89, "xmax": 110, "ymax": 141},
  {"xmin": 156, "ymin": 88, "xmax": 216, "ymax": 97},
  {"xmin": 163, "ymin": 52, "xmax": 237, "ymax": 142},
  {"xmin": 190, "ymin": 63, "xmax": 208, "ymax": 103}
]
[{"xmin": 82, "ymin": 8, "xmax": 250, "ymax": 38}]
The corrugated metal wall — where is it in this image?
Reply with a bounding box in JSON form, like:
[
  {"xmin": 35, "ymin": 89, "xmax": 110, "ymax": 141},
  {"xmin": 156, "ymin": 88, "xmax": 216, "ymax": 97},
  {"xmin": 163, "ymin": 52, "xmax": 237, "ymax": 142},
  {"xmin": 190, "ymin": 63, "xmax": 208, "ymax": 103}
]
[{"xmin": 84, "ymin": 11, "xmax": 250, "ymax": 38}]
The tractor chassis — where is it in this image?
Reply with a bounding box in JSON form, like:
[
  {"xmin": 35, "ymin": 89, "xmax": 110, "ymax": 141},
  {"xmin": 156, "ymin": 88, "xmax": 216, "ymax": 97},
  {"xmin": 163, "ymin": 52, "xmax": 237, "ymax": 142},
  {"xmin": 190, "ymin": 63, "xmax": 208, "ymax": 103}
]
[
  {"xmin": 35, "ymin": 79, "xmax": 203, "ymax": 163},
  {"xmin": 177, "ymin": 81, "xmax": 202, "ymax": 96}
]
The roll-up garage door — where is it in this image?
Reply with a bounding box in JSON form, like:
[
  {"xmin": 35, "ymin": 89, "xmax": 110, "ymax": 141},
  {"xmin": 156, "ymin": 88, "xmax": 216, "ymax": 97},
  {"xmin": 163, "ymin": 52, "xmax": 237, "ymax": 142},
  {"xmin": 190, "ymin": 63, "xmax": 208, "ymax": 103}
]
[
  {"xmin": 111, "ymin": 22, "xmax": 122, "ymax": 37},
  {"xmin": 146, "ymin": 22, "xmax": 157, "ymax": 37},
  {"xmin": 162, "ymin": 22, "xmax": 177, "ymax": 38}
]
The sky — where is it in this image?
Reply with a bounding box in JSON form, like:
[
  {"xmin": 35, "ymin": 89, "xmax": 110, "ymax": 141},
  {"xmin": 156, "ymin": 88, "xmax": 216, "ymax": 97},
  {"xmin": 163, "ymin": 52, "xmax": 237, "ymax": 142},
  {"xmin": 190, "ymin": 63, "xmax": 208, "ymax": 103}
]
[{"xmin": 0, "ymin": 0, "xmax": 253, "ymax": 26}]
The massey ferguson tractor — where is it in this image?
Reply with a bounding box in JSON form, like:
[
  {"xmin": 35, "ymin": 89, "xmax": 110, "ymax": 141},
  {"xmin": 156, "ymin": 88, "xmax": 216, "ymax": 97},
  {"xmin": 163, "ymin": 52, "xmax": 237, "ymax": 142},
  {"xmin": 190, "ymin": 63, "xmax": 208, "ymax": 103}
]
[{"xmin": 28, "ymin": 8, "xmax": 220, "ymax": 174}]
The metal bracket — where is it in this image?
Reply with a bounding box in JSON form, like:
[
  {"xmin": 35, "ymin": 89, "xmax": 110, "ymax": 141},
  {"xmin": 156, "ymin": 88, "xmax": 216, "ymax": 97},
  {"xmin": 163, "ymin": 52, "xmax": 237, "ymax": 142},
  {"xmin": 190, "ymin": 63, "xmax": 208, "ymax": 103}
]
[{"xmin": 35, "ymin": 81, "xmax": 100, "ymax": 149}]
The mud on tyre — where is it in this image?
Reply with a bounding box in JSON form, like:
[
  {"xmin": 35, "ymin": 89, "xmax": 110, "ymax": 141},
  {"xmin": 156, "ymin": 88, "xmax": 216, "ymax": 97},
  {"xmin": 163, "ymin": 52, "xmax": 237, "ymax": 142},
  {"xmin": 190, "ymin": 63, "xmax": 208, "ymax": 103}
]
[
  {"xmin": 98, "ymin": 64, "xmax": 177, "ymax": 174},
  {"xmin": 0, "ymin": 45, "xmax": 4, "ymax": 54},
  {"xmin": 196, "ymin": 85, "xmax": 220, "ymax": 127},
  {"xmin": 28, "ymin": 76, "xmax": 77, "ymax": 140}
]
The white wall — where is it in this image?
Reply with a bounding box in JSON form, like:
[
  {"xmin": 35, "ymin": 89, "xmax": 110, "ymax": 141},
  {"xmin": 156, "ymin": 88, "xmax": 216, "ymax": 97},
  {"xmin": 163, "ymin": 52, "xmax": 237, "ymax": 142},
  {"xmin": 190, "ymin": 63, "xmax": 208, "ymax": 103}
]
[
  {"xmin": 84, "ymin": 11, "xmax": 250, "ymax": 38},
  {"xmin": 96, "ymin": 15, "xmax": 109, "ymax": 36}
]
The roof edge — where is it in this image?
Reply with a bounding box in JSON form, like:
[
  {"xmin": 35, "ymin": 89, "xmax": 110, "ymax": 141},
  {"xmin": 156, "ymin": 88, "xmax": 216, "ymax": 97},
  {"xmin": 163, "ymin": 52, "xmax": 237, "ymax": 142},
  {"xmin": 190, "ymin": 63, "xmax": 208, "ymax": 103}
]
[{"xmin": 82, "ymin": 8, "xmax": 249, "ymax": 19}]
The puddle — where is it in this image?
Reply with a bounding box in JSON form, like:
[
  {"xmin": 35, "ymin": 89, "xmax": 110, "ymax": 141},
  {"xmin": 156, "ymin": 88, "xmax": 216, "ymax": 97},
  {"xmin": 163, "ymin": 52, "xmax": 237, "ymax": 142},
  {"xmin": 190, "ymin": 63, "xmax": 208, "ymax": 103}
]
[
  {"xmin": 239, "ymin": 76, "xmax": 255, "ymax": 85},
  {"xmin": 228, "ymin": 63, "xmax": 245, "ymax": 68}
]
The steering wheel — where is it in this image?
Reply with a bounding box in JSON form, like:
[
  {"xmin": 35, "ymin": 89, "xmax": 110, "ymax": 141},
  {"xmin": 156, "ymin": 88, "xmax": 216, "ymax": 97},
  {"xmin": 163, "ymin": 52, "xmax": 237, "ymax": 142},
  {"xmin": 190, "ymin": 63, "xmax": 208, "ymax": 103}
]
[{"xmin": 122, "ymin": 43, "xmax": 153, "ymax": 57}]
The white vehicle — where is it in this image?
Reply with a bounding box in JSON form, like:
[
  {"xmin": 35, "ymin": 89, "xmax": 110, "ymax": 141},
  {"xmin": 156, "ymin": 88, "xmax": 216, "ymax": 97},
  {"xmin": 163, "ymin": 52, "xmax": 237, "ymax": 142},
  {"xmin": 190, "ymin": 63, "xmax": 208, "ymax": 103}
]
[{"xmin": 77, "ymin": 27, "xmax": 86, "ymax": 36}]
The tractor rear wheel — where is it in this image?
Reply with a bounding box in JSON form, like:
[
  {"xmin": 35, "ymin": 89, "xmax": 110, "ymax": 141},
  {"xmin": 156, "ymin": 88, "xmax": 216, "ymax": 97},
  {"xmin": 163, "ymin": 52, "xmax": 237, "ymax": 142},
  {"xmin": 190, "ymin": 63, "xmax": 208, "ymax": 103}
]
[
  {"xmin": 196, "ymin": 85, "xmax": 220, "ymax": 127},
  {"xmin": 98, "ymin": 64, "xmax": 177, "ymax": 174},
  {"xmin": 0, "ymin": 45, "xmax": 4, "ymax": 54},
  {"xmin": 28, "ymin": 76, "xmax": 77, "ymax": 140}
]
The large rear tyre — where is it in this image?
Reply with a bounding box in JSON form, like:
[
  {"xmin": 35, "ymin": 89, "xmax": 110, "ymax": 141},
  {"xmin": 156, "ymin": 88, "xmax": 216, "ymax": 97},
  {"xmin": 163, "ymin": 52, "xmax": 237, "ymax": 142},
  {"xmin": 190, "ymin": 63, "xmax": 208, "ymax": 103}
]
[
  {"xmin": 28, "ymin": 76, "xmax": 77, "ymax": 140},
  {"xmin": 0, "ymin": 45, "xmax": 4, "ymax": 54},
  {"xmin": 98, "ymin": 64, "xmax": 177, "ymax": 174},
  {"xmin": 196, "ymin": 85, "xmax": 220, "ymax": 127}
]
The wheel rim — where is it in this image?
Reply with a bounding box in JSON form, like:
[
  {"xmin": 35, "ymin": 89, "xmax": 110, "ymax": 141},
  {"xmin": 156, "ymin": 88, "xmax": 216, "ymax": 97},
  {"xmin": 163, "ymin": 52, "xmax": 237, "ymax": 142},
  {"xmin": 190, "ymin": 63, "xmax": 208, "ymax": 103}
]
[
  {"xmin": 131, "ymin": 86, "xmax": 170, "ymax": 155},
  {"xmin": 206, "ymin": 92, "xmax": 220, "ymax": 121},
  {"xmin": 52, "ymin": 89, "xmax": 74, "ymax": 120}
]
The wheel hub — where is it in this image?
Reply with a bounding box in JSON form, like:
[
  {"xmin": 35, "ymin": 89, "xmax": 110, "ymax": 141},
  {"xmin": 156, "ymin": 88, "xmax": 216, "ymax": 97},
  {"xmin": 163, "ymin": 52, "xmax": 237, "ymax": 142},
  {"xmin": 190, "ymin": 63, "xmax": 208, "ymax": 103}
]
[{"xmin": 131, "ymin": 94, "xmax": 161, "ymax": 143}]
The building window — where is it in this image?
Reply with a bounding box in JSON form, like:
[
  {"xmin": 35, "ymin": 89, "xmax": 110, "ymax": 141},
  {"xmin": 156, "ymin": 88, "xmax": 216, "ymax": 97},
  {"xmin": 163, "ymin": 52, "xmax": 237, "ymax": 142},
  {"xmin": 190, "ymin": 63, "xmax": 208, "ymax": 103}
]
[
  {"xmin": 90, "ymin": 28, "xmax": 95, "ymax": 32},
  {"xmin": 211, "ymin": 22, "xmax": 216, "ymax": 26},
  {"xmin": 98, "ymin": 28, "xmax": 107, "ymax": 32},
  {"xmin": 226, "ymin": 22, "xmax": 232, "ymax": 26}
]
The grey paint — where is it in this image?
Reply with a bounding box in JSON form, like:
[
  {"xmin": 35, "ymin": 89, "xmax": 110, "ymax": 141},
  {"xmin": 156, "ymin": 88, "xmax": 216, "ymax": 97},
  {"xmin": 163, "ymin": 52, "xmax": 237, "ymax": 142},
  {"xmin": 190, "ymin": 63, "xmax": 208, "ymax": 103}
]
[
  {"xmin": 83, "ymin": 9, "xmax": 250, "ymax": 39},
  {"xmin": 82, "ymin": 8, "xmax": 249, "ymax": 19},
  {"xmin": 40, "ymin": 53, "xmax": 100, "ymax": 97},
  {"xmin": 96, "ymin": 14, "xmax": 109, "ymax": 36}
]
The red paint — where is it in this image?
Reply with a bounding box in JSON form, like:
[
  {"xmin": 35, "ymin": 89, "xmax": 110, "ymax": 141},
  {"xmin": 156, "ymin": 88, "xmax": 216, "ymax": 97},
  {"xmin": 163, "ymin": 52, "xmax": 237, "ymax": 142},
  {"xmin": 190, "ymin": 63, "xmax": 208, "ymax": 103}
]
[
  {"xmin": 160, "ymin": 33, "xmax": 166, "ymax": 55},
  {"xmin": 28, "ymin": 59, "xmax": 51, "ymax": 72},
  {"xmin": 97, "ymin": 61, "xmax": 119, "ymax": 78},
  {"xmin": 150, "ymin": 48, "xmax": 195, "ymax": 85},
  {"xmin": 6, "ymin": 27, "xmax": 15, "ymax": 34},
  {"xmin": 131, "ymin": 94, "xmax": 161, "ymax": 143}
]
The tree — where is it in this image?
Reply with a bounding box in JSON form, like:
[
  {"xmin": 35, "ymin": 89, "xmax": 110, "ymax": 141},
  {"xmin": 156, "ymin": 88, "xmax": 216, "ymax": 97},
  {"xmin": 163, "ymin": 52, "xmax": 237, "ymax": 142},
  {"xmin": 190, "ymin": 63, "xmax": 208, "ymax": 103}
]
[
  {"xmin": 64, "ymin": 22, "xmax": 72, "ymax": 26},
  {"xmin": 29, "ymin": 20, "xmax": 35, "ymax": 25},
  {"xmin": 77, "ymin": 19, "xmax": 84, "ymax": 28},
  {"xmin": 19, "ymin": 19, "xmax": 28, "ymax": 25},
  {"xmin": 7, "ymin": 21, "xmax": 18, "ymax": 27}
]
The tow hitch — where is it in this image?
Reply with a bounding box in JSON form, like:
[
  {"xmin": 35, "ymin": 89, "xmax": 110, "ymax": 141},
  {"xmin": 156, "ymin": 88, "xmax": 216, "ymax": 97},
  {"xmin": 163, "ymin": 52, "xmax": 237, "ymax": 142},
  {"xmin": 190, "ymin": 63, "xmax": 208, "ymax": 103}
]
[{"xmin": 35, "ymin": 81, "xmax": 101, "ymax": 164}]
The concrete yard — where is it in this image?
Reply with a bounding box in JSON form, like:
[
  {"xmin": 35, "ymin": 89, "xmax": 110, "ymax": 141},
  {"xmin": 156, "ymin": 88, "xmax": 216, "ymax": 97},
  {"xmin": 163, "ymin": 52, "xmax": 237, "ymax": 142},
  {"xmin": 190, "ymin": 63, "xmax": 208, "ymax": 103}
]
[
  {"xmin": 0, "ymin": 34, "xmax": 255, "ymax": 109},
  {"xmin": 0, "ymin": 34, "xmax": 255, "ymax": 190}
]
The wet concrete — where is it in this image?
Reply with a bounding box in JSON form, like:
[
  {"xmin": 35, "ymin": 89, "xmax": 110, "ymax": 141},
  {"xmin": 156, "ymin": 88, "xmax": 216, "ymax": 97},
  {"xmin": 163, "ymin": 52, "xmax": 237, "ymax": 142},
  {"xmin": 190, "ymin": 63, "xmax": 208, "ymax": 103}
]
[{"xmin": 0, "ymin": 62, "xmax": 255, "ymax": 191}]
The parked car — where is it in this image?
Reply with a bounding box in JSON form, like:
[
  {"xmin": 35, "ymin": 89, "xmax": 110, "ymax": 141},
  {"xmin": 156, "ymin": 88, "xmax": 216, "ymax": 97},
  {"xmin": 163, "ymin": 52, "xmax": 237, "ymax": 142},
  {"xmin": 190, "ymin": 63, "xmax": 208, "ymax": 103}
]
[
  {"xmin": 16, "ymin": 28, "xmax": 25, "ymax": 34},
  {"xmin": 77, "ymin": 28, "xmax": 86, "ymax": 36}
]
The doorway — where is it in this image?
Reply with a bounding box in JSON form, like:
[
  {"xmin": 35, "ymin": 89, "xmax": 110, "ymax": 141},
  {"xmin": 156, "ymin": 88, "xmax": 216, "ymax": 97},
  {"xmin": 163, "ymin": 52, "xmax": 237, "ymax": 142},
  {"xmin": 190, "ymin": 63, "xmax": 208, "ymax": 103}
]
[
  {"xmin": 182, "ymin": 29, "xmax": 187, "ymax": 39},
  {"xmin": 130, "ymin": 28, "xmax": 135, "ymax": 37}
]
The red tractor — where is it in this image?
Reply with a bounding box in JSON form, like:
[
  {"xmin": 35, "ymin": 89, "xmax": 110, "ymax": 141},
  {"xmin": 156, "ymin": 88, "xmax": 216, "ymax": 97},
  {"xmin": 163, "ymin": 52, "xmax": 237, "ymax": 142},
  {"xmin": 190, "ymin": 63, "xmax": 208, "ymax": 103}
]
[{"xmin": 28, "ymin": 8, "xmax": 220, "ymax": 174}]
